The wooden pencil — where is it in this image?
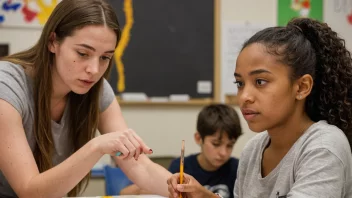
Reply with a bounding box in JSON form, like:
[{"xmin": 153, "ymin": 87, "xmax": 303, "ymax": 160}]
[{"xmin": 179, "ymin": 140, "xmax": 185, "ymax": 198}]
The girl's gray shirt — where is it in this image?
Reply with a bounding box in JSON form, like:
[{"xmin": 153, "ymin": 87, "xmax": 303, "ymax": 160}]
[{"xmin": 234, "ymin": 120, "xmax": 352, "ymax": 198}]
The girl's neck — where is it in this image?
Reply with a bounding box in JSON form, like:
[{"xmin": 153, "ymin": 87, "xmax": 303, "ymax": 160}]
[{"xmin": 266, "ymin": 112, "xmax": 314, "ymax": 152}]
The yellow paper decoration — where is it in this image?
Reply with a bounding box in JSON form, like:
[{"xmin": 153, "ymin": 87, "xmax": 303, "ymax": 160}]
[
  {"xmin": 23, "ymin": 0, "xmax": 57, "ymax": 25},
  {"xmin": 36, "ymin": 0, "xmax": 57, "ymax": 25},
  {"xmin": 115, "ymin": 0, "xmax": 134, "ymax": 92}
]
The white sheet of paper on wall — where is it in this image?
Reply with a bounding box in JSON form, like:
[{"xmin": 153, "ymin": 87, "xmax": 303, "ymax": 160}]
[
  {"xmin": 220, "ymin": 22, "xmax": 272, "ymax": 102},
  {"xmin": 197, "ymin": 81, "xmax": 212, "ymax": 94}
]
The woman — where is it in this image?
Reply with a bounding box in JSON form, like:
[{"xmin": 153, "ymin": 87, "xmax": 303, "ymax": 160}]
[{"xmin": 0, "ymin": 0, "xmax": 170, "ymax": 197}]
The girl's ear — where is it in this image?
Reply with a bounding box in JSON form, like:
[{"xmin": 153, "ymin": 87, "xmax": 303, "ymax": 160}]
[
  {"xmin": 48, "ymin": 32, "xmax": 59, "ymax": 53},
  {"xmin": 295, "ymin": 74, "xmax": 313, "ymax": 100}
]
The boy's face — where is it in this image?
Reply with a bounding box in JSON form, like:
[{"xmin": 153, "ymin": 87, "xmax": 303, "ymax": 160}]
[{"xmin": 196, "ymin": 131, "xmax": 236, "ymax": 171}]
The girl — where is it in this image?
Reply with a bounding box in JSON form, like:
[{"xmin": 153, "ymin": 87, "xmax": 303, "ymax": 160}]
[
  {"xmin": 0, "ymin": 0, "xmax": 171, "ymax": 197},
  {"xmin": 167, "ymin": 17, "xmax": 352, "ymax": 198}
]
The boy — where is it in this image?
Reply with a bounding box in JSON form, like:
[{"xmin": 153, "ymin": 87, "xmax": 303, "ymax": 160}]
[{"xmin": 121, "ymin": 104, "xmax": 242, "ymax": 198}]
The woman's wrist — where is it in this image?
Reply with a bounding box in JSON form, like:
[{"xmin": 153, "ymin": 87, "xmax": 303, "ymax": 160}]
[{"xmin": 88, "ymin": 137, "xmax": 102, "ymax": 156}]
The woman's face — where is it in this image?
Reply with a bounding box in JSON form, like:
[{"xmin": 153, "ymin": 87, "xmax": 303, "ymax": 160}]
[{"xmin": 49, "ymin": 25, "xmax": 117, "ymax": 95}]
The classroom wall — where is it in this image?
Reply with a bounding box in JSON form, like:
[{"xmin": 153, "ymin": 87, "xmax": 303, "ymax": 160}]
[
  {"xmin": 0, "ymin": 0, "xmax": 351, "ymax": 195},
  {"xmin": 0, "ymin": 0, "xmax": 264, "ymax": 160},
  {"xmin": 0, "ymin": 0, "xmax": 351, "ymax": 163},
  {"xmin": 0, "ymin": 0, "xmax": 351, "ymax": 160}
]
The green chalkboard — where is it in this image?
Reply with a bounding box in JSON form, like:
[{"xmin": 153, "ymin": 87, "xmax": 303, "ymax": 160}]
[{"xmin": 107, "ymin": 0, "xmax": 215, "ymax": 99}]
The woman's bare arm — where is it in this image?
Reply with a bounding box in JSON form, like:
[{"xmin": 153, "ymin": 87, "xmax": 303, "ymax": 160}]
[
  {"xmin": 98, "ymin": 99, "xmax": 171, "ymax": 196},
  {"xmin": 0, "ymin": 99, "xmax": 103, "ymax": 197}
]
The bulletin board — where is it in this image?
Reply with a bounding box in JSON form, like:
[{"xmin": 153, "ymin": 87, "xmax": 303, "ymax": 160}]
[{"xmin": 0, "ymin": 0, "xmax": 59, "ymax": 28}]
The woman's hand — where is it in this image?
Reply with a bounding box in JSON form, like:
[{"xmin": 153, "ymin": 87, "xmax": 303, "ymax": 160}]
[
  {"xmin": 167, "ymin": 173, "xmax": 217, "ymax": 198},
  {"xmin": 91, "ymin": 128, "xmax": 152, "ymax": 160}
]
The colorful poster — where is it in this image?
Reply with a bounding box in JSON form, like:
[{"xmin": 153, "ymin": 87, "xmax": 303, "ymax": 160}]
[
  {"xmin": 278, "ymin": 0, "xmax": 323, "ymax": 26},
  {"xmin": 0, "ymin": 0, "xmax": 60, "ymax": 28}
]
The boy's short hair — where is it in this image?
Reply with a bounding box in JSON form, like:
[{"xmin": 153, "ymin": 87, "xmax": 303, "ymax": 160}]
[{"xmin": 197, "ymin": 104, "xmax": 242, "ymax": 141}]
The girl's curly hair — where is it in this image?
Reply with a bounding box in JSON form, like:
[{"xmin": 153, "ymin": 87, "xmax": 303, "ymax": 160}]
[{"xmin": 242, "ymin": 17, "xmax": 352, "ymax": 150}]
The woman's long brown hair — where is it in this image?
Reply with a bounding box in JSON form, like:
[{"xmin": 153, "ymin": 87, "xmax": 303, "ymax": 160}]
[{"xmin": 1, "ymin": 0, "xmax": 120, "ymax": 196}]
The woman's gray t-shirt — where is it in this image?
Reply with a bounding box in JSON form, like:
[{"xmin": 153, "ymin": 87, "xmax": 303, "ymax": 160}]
[{"xmin": 0, "ymin": 61, "xmax": 116, "ymax": 197}]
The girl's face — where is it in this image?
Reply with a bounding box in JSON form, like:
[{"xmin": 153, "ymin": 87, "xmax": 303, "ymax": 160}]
[
  {"xmin": 235, "ymin": 43, "xmax": 298, "ymax": 133},
  {"xmin": 49, "ymin": 25, "xmax": 117, "ymax": 95}
]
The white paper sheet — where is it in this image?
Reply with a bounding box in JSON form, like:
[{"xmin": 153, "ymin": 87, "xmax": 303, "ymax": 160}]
[{"xmin": 220, "ymin": 22, "xmax": 271, "ymax": 101}]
